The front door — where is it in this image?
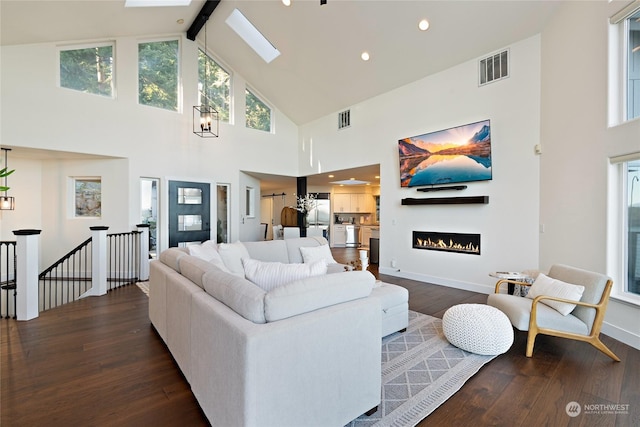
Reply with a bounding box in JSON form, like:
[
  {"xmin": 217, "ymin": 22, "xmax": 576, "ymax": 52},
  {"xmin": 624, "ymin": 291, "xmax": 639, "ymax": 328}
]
[{"xmin": 168, "ymin": 180, "xmax": 211, "ymax": 247}]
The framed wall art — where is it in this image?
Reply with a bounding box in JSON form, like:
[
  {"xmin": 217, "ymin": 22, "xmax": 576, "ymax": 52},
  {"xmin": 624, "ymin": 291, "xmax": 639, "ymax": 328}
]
[{"xmin": 74, "ymin": 178, "xmax": 102, "ymax": 218}]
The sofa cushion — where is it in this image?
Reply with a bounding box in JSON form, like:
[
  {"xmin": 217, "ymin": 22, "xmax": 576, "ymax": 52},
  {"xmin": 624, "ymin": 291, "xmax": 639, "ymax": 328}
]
[
  {"xmin": 242, "ymin": 239, "xmax": 289, "ymax": 263},
  {"xmin": 202, "ymin": 266, "xmax": 267, "ymax": 324},
  {"xmin": 284, "ymin": 237, "xmax": 326, "ymax": 264},
  {"xmin": 188, "ymin": 241, "xmax": 229, "ymax": 272},
  {"xmin": 327, "ymin": 263, "xmax": 348, "ymax": 274},
  {"xmin": 159, "ymin": 247, "xmax": 189, "ymax": 273},
  {"xmin": 299, "ymin": 244, "xmax": 337, "ymax": 265},
  {"xmin": 264, "ymin": 271, "xmax": 375, "ymax": 322},
  {"xmin": 217, "ymin": 242, "xmax": 250, "ymax": 277},
  {"xmin": 242, "ymin": 258, "xmax": 328, "ymax": 292},
  {"xmin": 179, "ymin": 256, "xmax": 222, "ymax": 289},
  {"xmin": 526, "ymin": 273, "xmax": 585, "ymax": 316}
]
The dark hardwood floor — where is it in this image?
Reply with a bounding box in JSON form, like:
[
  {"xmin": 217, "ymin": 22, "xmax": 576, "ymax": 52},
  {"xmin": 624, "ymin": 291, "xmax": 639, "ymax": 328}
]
[{"xmin": 1, "ymin": 247, "xmax": 638, "ymax": 426}]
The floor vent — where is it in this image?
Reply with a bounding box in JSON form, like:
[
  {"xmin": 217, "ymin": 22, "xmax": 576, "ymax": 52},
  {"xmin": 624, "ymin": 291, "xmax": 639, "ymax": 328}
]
[
  {"xmin": 338, "ymin": 109, "xmax": 351, "ymax": 129},
  {"xmin": 479, "ymin": 49, "xmax": 509, "ymax": 86}
]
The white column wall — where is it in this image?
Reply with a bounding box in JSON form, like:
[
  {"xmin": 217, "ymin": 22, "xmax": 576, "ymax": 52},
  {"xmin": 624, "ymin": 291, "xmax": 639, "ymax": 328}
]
[
  {"xmin": 300, "ymin": 35, "xmax": 542, "ymax": 294},
  {"xmin": 540, "ymin": 1, "xmax": 640, "ymax": 347}
]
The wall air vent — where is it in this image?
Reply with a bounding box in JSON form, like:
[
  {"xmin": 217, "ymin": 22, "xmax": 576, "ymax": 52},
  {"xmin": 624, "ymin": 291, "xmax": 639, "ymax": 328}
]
[
  {"xmin": 479, "ymin": 49, "xmax": 509, "ymax": 86},
  {"xmin": 338, "ymin": 109, "xmax": 351, "ymax": 129}
]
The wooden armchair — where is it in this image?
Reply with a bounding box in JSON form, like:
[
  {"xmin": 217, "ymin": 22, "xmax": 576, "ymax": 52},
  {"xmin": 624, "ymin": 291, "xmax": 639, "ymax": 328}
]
[{"xmin": 487, "ymin": 264, "xmax": 620, "ymax": 361}]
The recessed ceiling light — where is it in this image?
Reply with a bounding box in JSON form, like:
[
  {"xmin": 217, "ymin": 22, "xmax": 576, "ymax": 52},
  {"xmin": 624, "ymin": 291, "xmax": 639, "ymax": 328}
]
[
  {"xmin": 418, "ymin": 19, "xmax": 430, "ymax": 31},
  {"xmin": 282, "ymin": 0, "xmax": 291, "ymax": 6},
  {"xmin": 361, "ymin": 51, "xmax": 370, "ymax": 61},
  {"xmin": 177, "ymin": 18, "xmax": 184, "ymax": 24},
  {"xmin": 226, "ymin": 9, "xmax": 281, "ymax": 64}
]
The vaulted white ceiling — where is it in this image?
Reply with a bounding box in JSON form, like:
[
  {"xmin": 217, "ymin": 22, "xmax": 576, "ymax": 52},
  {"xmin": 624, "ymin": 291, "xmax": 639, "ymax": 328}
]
[{"xmin": 1, "ymin": 0, "xmax": 560, "ymax": 126}]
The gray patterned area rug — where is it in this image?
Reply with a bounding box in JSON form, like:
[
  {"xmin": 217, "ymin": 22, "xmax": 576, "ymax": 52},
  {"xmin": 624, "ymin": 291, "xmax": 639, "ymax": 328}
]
[
  {"xmin": 346, "ymin": 310, "xmax": 497, "ymax": 427},
  {"xmin": 136, "ymin": 281, "xmax": 149, "ymax": 296}
]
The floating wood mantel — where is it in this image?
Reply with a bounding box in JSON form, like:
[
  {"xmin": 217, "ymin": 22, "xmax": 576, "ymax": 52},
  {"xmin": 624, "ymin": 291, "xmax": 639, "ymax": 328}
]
[{"xmin": 401, "ymin": 196, "xmax": 489, "ymax": 205}]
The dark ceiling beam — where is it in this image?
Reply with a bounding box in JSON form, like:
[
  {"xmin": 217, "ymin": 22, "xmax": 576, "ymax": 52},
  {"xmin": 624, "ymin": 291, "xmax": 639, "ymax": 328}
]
[{"xmin": 186, "ymin": 0, "xmax": 221, "ymax": 41}]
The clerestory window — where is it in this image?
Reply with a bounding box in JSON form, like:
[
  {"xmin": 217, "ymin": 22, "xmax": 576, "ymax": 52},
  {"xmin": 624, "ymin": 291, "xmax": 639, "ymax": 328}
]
[
  {"xmin": 610, "ymin": 1, "xmax": 640, "ymax": 123},
  {"xmin": 138, "ymin": 40, "xmax": 179, "ymax": 111},
  {"xmin": 627, "ymin": 10, "xmax": 640, "ymax": 121},
  {"xmin": 198, "ymin": 49, "xmax": 231, "ymax": 123},
  {"xmin": 245, "ymin": 88, "xmax": 272, "ymax": 132},
  {"xmin": 59, "ymin": 43, "xmax": 114, "ymax": 97}
]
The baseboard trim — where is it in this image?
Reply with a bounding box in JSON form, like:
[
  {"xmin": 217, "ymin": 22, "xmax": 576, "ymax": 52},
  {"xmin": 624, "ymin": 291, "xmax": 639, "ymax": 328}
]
[
  {"xmin": 379, "ymin": 267, "xmax": 492, "ymax": 295},
  {"xmin": 601, "ymin": 323, "xmax": 640, "ymax": 351}
]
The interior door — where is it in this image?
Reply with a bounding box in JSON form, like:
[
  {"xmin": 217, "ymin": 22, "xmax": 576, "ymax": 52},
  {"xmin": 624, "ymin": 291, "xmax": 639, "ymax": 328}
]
[{"xmin": 168, "ymin": 180, "xmax": 211, "ymax": 247}]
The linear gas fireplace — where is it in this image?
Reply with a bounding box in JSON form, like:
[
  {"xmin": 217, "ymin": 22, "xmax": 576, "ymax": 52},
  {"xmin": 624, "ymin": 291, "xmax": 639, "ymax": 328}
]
[{"xmin": 413, "ymin": 231, "xmax": 481, "ymax": 255}]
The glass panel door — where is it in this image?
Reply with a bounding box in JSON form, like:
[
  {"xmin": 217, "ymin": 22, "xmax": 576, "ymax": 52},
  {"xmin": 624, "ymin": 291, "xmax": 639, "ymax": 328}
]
[{"xmin": 168, "ymin": 180, "xmax": 211, "ymax": 247}]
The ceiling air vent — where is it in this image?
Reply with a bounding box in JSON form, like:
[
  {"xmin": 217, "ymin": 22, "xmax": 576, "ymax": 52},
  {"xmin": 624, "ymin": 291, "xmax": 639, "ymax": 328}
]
[
  {"xmin": 338, "ymin": 109, "xmax": 351, "ymax": 130},
  {"xmin": 479, "ymin": 49, "xmax": 509, "ymax": 86}
]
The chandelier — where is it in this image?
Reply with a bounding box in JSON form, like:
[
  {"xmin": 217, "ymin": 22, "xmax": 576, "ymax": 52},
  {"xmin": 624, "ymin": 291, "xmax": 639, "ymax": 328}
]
[{"xmin": 193, "ymin": 16, "xmax": 219, "ymax": 138}]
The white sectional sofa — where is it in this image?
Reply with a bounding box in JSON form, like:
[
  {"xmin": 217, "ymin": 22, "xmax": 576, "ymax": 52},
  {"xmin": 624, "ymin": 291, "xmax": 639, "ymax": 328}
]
[{"xmin": 149, "ymin": 237, "xmax": 408, "ymax": 427}]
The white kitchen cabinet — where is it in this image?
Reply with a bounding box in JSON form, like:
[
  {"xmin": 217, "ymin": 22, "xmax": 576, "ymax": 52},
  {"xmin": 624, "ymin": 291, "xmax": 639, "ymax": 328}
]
[
  {"xmin": 333, "ymin": 194, "xmax": 351, "ymax": 213},
  {"xmin": 360, "ymin": 226, "xmax": 372, "ymax": 248},
  {"xmin": 352, "ymin": 194, "xmax": 373, "ymax": 213},
  {"xmin": 332, "ymin": 224, "xmax": 346, "ymax": 247},
  {"xmin": 333, "ymin": 193, "xmax": 372, "ymax": 213}
]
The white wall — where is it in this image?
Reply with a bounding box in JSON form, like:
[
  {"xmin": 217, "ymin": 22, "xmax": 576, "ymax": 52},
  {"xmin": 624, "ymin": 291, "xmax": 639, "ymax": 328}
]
[
  {"xmin": 0, "ymin": 34, "xmax": 300, "ymax": 260},
  {"xmin": 238, "ymin": 172, "xmax": 262, "ymax": 242},
  {"xmin": 539, "ymin": 1, "xmax": 640, "ymax": 347},
  {"xmin": 300, "ymin": 35, "xmax": 542, "ymax": 293}
]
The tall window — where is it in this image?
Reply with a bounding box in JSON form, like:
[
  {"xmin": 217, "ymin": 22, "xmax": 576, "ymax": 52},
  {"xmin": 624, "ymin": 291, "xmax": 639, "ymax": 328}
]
[
  {"xmin": 198, "ymin": 49, "xmax": 230, "ymax": 122},
  {"xmin": 138, "ymin": 40, "xmax": 179, "ymax": 111},
  {"xmin": 245, "ymin": 88, "xmax": 271, "ymax": 132},
  {"xmin": 59, "ymin": 44, "xmax": 113, "ymax": 97},
  {"xmin": 627, "ymin": 10, "xmax": 640, "ymax": 120},
  {"xmin": 627, "ymin": 160, "xmax": 640, "ymax": 297}
]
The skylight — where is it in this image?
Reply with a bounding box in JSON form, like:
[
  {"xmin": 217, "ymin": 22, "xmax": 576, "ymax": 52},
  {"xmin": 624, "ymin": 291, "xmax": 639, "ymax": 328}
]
[
  {"xmin": 330, "ymin": 179, "xmax": 371, "ymax": 186},
  {"xmin": 225, "ymin": 9, "xmax": 281, "ymax": 64}
]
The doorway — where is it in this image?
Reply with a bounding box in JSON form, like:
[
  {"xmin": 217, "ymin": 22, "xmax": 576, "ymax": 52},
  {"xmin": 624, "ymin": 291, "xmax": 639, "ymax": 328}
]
[
  {"xmin": 168, "ymin": 180, "xmax": 211, "ymax": 247},
  {"xmin": 216, "ymin": 183, "xmax": 230, "ymax": 244},
  {"xmin": 140, "ymin": 178, "xmax": 159, "ymax": 257}
]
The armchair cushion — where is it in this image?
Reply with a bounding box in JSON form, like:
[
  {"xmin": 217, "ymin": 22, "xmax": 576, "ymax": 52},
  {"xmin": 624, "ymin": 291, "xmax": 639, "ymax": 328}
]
[
  {"xmin": 526, "ymin": 273, "xmax": 585, "ymax": 315},
  {"xmin": 487, "ymin": 293, "xmax": 589, "ymax": 335}
]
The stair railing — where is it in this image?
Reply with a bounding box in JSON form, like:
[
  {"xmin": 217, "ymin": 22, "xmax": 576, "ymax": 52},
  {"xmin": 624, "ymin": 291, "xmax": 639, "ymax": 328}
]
[
  {"xmin": 4, "ymin": 225, "xmax": 150, "ymax": 320},
  {"xmin": 0, "ymin": 241, "xmax": 17, "ymax": 318}
]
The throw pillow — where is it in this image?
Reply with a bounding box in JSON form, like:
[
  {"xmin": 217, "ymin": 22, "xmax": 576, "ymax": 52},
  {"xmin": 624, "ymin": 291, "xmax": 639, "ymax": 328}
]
[
  {"xmin": 217, "ymin": 242, "xmax": 251, "ymax": 277},
  {"xmin": 299, "ymin": 244, "xmax": 337, "ymax": 265},
  {"xmin": 526, "ymin": 273, "xmax": 585, "ymax": 316},
  {"xmin": 242, "ymin": 258, "xmax": 327, "ymax": 292},
  {"xmin": 188, "ymin": 242, "xmax": 229, "ymax": 272}
]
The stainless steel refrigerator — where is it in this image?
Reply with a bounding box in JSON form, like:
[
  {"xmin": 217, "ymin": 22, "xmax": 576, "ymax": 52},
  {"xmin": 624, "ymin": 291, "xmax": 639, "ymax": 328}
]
[{"xmin": 306, "ymin": 193, "xmax": 330, "ymax": 239}]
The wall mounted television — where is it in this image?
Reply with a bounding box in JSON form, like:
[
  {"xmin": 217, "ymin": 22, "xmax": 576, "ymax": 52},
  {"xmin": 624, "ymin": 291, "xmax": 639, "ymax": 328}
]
[{"xmin": 398, "ymin": 119, "xmax": 492, "ymax": 188}]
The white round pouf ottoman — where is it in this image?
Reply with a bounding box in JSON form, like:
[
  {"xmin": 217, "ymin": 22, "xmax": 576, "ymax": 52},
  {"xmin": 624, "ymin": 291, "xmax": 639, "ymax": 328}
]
[{"xmin": 442, "ymin": 304, "xmax": 513, "ymax": 355}]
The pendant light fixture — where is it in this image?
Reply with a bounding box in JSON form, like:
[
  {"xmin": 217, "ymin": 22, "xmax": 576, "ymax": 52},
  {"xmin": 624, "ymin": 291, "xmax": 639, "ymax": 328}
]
[
  {"xmin": 193, "ymin": 16, "xmax": 219, "ymax": 138},
  {"xmin": 0, "ymin": 148, "xmax": 15, "ymax": 210}
]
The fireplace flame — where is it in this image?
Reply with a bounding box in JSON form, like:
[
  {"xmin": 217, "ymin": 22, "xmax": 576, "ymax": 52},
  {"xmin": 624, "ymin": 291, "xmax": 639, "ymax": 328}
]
[{"xmin": 415, "ymin": 237, "xmax": 479, "ymax": 254}]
